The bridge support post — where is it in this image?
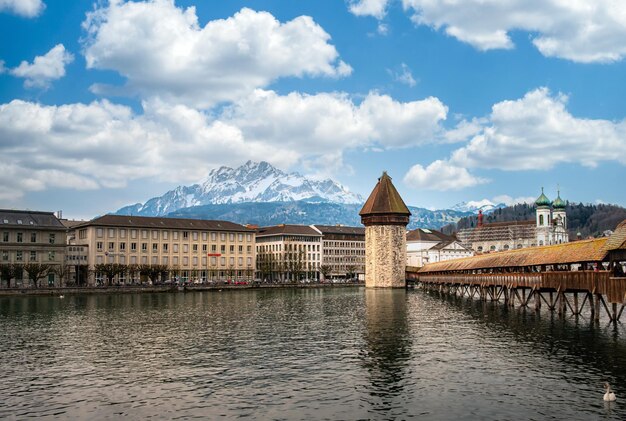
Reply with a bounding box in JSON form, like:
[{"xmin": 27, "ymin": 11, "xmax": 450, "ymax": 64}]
[
  {"xmin": 535, "ymin": 290, "xmax": 541, "ymax": 312},
  {"xmin": 589, "ymin": 293, "xmax": 595, "ymax": 319},
  {"xmin": 573, "ymin": 292, "xmax": 579, "ymax": 315},
  {"xmin": 594, "ymin": 294, "xmax": 601, "ymax": 322}
]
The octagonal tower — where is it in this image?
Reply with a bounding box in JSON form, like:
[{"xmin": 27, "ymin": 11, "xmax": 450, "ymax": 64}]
[{"xmin": 359, "ymin": 172, "xmax": 411, "ymax": 288}]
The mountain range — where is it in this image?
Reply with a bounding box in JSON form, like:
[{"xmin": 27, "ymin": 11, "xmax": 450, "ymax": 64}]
[{"xmin": 114, "ymin": 161, "xmax": 495, "ymax": 229}]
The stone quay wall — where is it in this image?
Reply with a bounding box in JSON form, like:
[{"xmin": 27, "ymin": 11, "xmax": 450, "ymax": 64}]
[{"xmin": 365, "ymin": 225, "xmax": 407, "ymax": 288}]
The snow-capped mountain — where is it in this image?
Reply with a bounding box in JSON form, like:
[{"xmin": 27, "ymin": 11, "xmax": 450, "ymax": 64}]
[
  {"xmin": 451, "ymin": 199, "xmax": 506, "ymax": 214},
  {"xmin": 115, "ymin": 161, "xmax": 364, "ymax": 217}
]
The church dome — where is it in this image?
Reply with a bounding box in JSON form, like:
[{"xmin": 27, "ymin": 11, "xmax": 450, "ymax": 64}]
[
  {"xmin": 535, "ymin": 188, "xmax": 551, "ymax": 208},
  {"xmin": 552, "ymin": 191, "xmax": 566, "ymax": 210}
]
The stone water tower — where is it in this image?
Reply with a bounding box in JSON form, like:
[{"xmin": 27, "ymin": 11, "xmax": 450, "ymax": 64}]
[{"xmin": 359, "ymin": 172, "xmax": 411, "ymax": 288}]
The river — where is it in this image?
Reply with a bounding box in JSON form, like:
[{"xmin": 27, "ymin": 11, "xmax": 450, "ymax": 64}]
[{"xmin": 1, "ymin": 288, "xmax": 625, "ymax": 420}]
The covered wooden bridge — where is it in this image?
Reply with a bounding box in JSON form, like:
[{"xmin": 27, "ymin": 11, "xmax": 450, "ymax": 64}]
[{"xmin": 406, "ymin": 220, "xmax": 626, "ymax": 323}]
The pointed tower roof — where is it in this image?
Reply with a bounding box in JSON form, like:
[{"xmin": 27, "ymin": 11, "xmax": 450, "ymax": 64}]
[
  {"xmin": 535, "ymin": 187, "xmax": 551, "ymax": 208},
  {"xmin": 552, "ymin": 190, "xmax": 566, "ymax": 210},
  {"xmin": 359, "ymin": 172, "xmax": 411, "ymax": 226}
]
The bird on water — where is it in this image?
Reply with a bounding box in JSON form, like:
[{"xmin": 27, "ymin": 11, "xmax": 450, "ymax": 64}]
[{"xmin": 604, "ymin": 382, "xmax": 616, "ymax": 402}]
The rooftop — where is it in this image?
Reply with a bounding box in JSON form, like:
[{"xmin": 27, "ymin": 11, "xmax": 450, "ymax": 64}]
[
  {"xmin": 256, "ymin": 224, "xmax": 322, "ymax": 237},
  {"xmin": 419, "ymin": 237, "xmax": 609, "ymax": 273},
  {"xmin": 359, "ymin": 172, "xmax": 411, "ymax": 217},
  {"xmin": 406, "ymin": 228, "xmax": 454, "ymax": 243},
  {"xmin": 0, "ymin": 209, "xmax": 65, "ymax": 230},
  {"xmin": 73, "ymin": 214, "xmax": 254, "ymax": 232}
]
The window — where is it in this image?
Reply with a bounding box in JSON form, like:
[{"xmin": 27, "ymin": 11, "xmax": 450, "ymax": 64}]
[
  {"xmin": 192, "ymin": 244, "xmax": 198, "ymax": 252},
  {"xmin": 163, "ymin": 243, "xmax": 169, "ymax": 252},
  {"xmin": 141, "ymin": 243, "xmax": 148, "ymax": 252},
  {"xmin": 202, "ymin": 244, "xmax": 207, "ymax": 252},
  {"xmin": 152, "ymin": 230, "xmax": 158, "ymax": 240},
  {"xmin": 230, "ymin": 245, "xmax": 235, "ymax": 253},
  {"xmin": 48, "ymin": 251, "xmax": 55, "ymax": 261},
  {"xmin": 120, "ymin": 242, "xmax": 126, "ymax": 251},
  {"xmin": 220, "ymin": 257, "xmax": 226, "ymax": 266},
  {"xmin": 211, "ymin": 232, "xmax": 216, "ymax": 241},
  {"xmin": 163, "ymin": 231, "xmax": 169, "ymax": 240},
  {"xmin": 192, "ymin": 256, "xmax": 198, "ymax": 266},
  {"xmin": 108, "ymin": 242, "xmax": 115, "ymax": 251},
  {"xmin": 247, "ymin": 257, "xmax": 252, "ymax": 266},
  {"xmin": 162, "ymin": 256, "xmax": 169, "ymax": 265},
  {"xmin": 173, "ymin": 256, "xmax": 179, "ymax": 265},
  {"xmin": 173, "ymin": 232, "xmax": 179, "ymax": 240},
  {"xmin": 173, "ymin": 244, "xmax": 179, "ymax": 253},
  {"xmin": 16, "ymin": 233, "xmax": 22, "ymax": 243},
  {"xmin": 238, "ymin": 257, "xmax": 243, "ymax": 266},
  {"xmin": 131, "ymin": 229, "xmax": 137, "ymax": 239},
  {"xmin": 229, "ymin": 257, "xmax": 235, "ymax": 266},
  {"xmin": 16, "ymin": 251, "xmax": 23, "ymax": 261},
  {"xmin": 96, "ymin": 228, "xmax": 103, "ymax": 238},
  {"xmin": 539, "ymin": 214, "xmax": 544, "ymax": 226},
  {"xmin": 48, "ymin": 233, "xmax": 55, "ymax": 244},
  {"xmin": 152, "ymin": 256, "xmax": 158, "ymax": 264},
  {"xmin": 221, "ymin": 245, "xmax": 226, "ymax": 253},
  {"xmin": 238, "ymin": 245, "xmax": 243, "ymax": 253},
  {"xmin": 2, "ymin": 232, "xmax": 8, "ymax": 242},
  {"xmin": 1, "ymin": 251, "xmax": 8, "ymax": 261},
  {"xmin": 229, "ymin": 233, "xmax": 235, "ymax": 242},
  {"xmin": 247, "ymin": 245, "xmax": 252, "ymax": 254},
  {"xmin": 30, "ymin": 251, "xmax": 37, "ymax": 261},
  {"xmin": 131, "ymin": 242, "xmax": 137, "ymax": 251},
  {"xmin": 108, "ymin": 228, "xmax": 115, "ymax": 238},
  {"xmin": 97, "ymin": 242, "xmax": 103, "ymax": 251},
  {"xmin": 238, "ymin": 233, "xmax": 243, "ymax": 242},
  {"xmin": 183, "ymin": 244, "xmax": 189, "ymax": 253},
  {"xmin": 211, "ymin": 244, "xmax": 217, "ymax": 252},
  {"xmin": 183, "ymin": 231, "xmax": 189, "ymax": 239},
  {"xmin": 211, "ymin": 256, "xmax": 217, "ymax": 266},
  {"xmin": 141, "ymin": 230, "xmax": 148, "ymax": 239},
  {"xmin": 152, "ymin": 243, "xmax": 158, "ymax": 252},
  {"xmin": 220, "ymin": 233, "xmax": 226, "ymax": 241},
  {"xmin": 246, "ymin": 234, "xmax": 252, "ymax": 242},
  {"xmin": 30, "ymin": 232, "xmax": 37, "ymax": 243},
  {"xmin": 202, "ymin": 232, "xmax": 207, "ymax": 241},
  {"xmin": 192, "ymin": 232, "xmax": 198, "ymax": 240},
  {"xmin": 120, "ymin": 229, "xmax": 126, "ymax": 238}
]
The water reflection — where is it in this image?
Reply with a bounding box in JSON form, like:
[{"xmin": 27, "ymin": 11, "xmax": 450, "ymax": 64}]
[{"xmin": 361, "ymin": 289, "xmax": 412, "ymax": 418}]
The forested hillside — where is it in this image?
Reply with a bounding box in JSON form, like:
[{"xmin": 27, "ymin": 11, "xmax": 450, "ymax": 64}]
[{"xmin": 441, "ymin": 203, "xmax": 626, "ymax": 238}]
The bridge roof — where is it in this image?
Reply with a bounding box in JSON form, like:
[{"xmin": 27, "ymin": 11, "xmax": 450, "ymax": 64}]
[
  {"xmin": 418, "ymin": 237, "xmax": 609, "ymax": 273},
  {"xmin": 605, "ymin": 220, "xmax": 626, "ymax": 251}
]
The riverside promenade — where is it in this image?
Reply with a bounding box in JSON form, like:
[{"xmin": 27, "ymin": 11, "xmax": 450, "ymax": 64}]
[{"xmin": 0, "ymin": 281, "xmax": 364, "ymax": 296}]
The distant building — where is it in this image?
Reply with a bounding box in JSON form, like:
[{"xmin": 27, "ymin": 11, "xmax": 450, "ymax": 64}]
[
  {"xmin": 312, "ymin": 225, "xmax": 365, "ymax": 280},
  {"xmin": 70, "ymin": 215, "xmax": 255, "ymax": 285},
  {"xmin": 406, "ymin": 228, "xmax": 473, "ymax": 267},
  {"xmin": 457, "ymin": 188, "xmax": 569, "ymax": 253},
  {"xmin": 0, "ymin": 209, "xmax": 67, "ymax": 287},
  {"xmin": 255, "ymin": 224, "xmax": 322, "ymax": 282}
]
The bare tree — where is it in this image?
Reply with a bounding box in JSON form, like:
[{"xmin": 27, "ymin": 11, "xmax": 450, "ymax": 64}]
[
  {"xmin": 320, "ymin": 264, "xmax": 332, "ymax": 282},
  {"xmin": 51, "ymin": 262, "xmax": 71, "ymax": 287},
  {"xmin": 23, "ymin": 263, "xmax": 52, "ymax": 288}
]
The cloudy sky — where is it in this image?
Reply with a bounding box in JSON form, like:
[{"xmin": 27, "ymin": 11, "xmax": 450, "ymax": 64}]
[{"xmin": 1, "ymin": 0, "xmax": 625, "ymax": 219}]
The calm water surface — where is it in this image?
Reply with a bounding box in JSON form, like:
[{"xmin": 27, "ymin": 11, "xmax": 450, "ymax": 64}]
[{"xmin": 1, "ymin": 288, "xmax": 625, "ymax": 420}]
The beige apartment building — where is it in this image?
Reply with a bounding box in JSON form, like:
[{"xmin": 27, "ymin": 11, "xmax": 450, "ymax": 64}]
[
  {"xmin": 70, "ymin": 215, "xmax": 256, "ymax": 285},
  {"xmin": 0, "ymin": 209, "xmax": 67, "ymax": 287},
  {"xmin": 256, "ymin": 224, "xmax": 322, "ymax": 282}
]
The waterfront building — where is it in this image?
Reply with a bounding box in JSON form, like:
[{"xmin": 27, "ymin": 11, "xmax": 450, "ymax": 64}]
[
  {"xmin": 359, "ymin": 172, "xmax": 411, "ymax": 288},
  {"xmin": 312, "ymin": 225, "xmax": 365, "ymax": 281},
  {"xmin": 70, "ymin": 215, "xmax": 255, "ymax": 285},
  {"xmin": 456, "ymin": 188, "xmax": 569, "ymax": 253},
  {"xmin": 255, "ymin": 224, "xmax": 322, "ymax": 282},
  {"xmin": 0, "ymin": 209, "xmax": 67, "ymax": 287},
  {"xmin": 406, "ymin": 228, "xmax": 473, "ymax": 267}
]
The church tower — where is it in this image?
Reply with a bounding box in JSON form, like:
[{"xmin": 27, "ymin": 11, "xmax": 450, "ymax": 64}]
[
  {"xmin": 551, "ymin": 190, "xmax": 568, "ymax": 244},
  {"xmin": 359, "ymin": 172, "xmax": 411, "ymax": 288},
  {"xmin": 535, "ymin": 187, "xmax": 551, "ymax": 246}
]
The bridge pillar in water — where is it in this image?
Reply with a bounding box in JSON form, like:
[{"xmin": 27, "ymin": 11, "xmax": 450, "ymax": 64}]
[{"xmin": 359, "ymin": 172, "xmax": 411, "ymax": 288}]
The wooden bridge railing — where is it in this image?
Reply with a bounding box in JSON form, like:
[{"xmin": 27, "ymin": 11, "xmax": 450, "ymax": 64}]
[{"xmin": 411, "ymin": 271, "xmax": 626, "ymax": 304}]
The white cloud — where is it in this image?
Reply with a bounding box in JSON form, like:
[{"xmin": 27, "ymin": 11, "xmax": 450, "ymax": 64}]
[
  {"xmin": 389, "ymin": 63, "xmax": 416, "ymax": 87},
  {"xmin": 451, "ymin": 88, "xmax": 626, "ymax": 170},
  {"xmin": 10, "ymin": 44, "xmax": 74, "ymax": 89},
  {"xmin": 222, "ymin": 89, "xmax": 447, "ymax": 152},
  {"xmin": 0, "ymin": 99, "xmax": 291, "ymax": 200},
  {"xmin": 0, "ymin": 88, "xmax": 450, "ymax": 198},
  {"xmin": 82, "ymin": 2, "xmax": 351, "ymax": 107},
  {"xmin": 0, "ymin": 0, "xmax": 44, "ymax": 18},
  {"xmin": 403, "ymin": 160, "xmax": 489, "ymax": 191},
  {"xmin": 401, "ymin": 0, "xmax": 626, "ymax": 62},
  {"xmin": 349, "ymin": 0, "xmax": 390, "ymax": 19}
]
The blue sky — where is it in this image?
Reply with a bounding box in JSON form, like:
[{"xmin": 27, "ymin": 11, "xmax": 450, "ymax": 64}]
[{"xmin": 1, "ymin": 0, "xmax": 625, "ymax": 219}]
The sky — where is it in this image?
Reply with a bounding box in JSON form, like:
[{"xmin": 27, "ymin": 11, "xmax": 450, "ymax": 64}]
[{"xmin": 1, "ymin": 0, "xmax": 626, "ymax": 219}]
